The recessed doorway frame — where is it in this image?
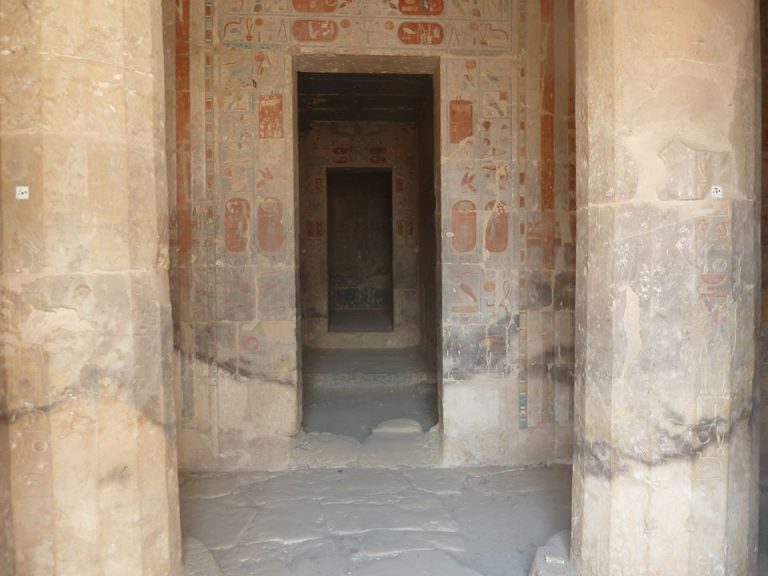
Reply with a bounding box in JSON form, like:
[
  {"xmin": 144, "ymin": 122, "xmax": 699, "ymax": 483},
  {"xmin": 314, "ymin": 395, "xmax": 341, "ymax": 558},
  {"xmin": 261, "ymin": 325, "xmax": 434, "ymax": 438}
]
[{"xmin": 291, "ymin": 53, "xmax": 443, "ymax": 431}]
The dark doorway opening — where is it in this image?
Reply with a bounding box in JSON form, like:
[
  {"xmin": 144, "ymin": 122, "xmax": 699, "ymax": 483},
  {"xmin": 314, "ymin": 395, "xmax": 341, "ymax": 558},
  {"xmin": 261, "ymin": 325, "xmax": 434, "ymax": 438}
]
[
  {"xmin": 297, "ymin": 68, "xmax": 439, "ymax": 442},
  {"xmin": 327, "ymin": 168, "xmax": 394, "ymax": 333}
]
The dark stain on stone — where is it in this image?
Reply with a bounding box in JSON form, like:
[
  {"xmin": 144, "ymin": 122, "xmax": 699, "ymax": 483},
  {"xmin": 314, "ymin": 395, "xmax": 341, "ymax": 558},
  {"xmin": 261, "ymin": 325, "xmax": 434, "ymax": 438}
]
[
  {"xmin": 575, "ymin": 439, "xmax": 614, "ymax": 479},
  {"xmin": 194, "ymin": 324, "xmax": 216, "ymax": 362},
  {"xmin": 554, "ymin": 272, "xmax": 575, "ymax": 310},
  {"xmin": 577, "ymin": 401, "xmax": 753, "ymax": 479},
  {"xmin": 526, "ymin": 271, "xmax": 553, "ymax": 310},
  {"xmin": 550, "ymin": 364, "xmax": 574, "ymax": 387},
  {"xmin": 0, "ymin": 397, "xmax": 66, "ymax": 422},
  {"xmin": 662, "ymin": 407, "xmax": 686, "ymax": 427},
  {"xmin": 0, "ymin": 383, "xmax": 178, "ymax": 436},
  {"xmin": 204, "ymin": 354, "xmax": 294, "ymax": 387},
  {"xmin": 558, "ymin": 344, "xmax": 575, "ymax": 364},
  {"xmin": 234, "ymin": 367, "xmax": 293, "ymax": 387},
  {"xmin": 217, "ymin": 358, "xmax": 239, "ymax": 377},
  {"xmin": 102, "ymin": 466, "xmax": 131, "ymax": 485}
]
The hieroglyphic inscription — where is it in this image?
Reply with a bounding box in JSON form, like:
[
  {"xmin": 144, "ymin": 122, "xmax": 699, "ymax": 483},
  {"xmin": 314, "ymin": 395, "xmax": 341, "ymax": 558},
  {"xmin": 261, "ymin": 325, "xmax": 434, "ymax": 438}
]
[
  {"xmin": 398, "ymin": 0, "xmax": 443, "ymax": 15},
  {"xmin": 695, "ymin": 218, "xmax": 731, "ymax": 303},
  {"xmin": 293, "ymin": 0, "xmax": 338, "ymax": 12},
  {"xmin": 218, "ymin": 0, "xmax": 512, "ymax": 50},
  {"xmin": 451, "ymin": 200, "xmax": 477, "ymax": 253},
  {"xmin": 659, "ymin": 140, "xmax": 731, "ymax": 201},
  {"xmin": 450, "ymin": 99, "xmax": 473, "ymax": 144},
  {"xmin": 292, "ymin": 19, "xmax": 339, "ymax": 41},
  {"xmin": 398, "ymin": 22, "xmax": 444, "ymax": 45},
  {"xmin": 258, "ymin": 197, "xmax": 285, "ymax": 252},
  {"xmin": 225, "ymin": 198, "xmax": 250, "ymax": 252},
  {"xmin": 484, "ymin": 200, "xmax": 508, "ymax": 252},
  {"xmin": 258, "ymin": 93, "xmax": 284, "ymax": 138},
  {"xmin": 695, "ymin": 395, "xmax": 730, "ymax": 480}
]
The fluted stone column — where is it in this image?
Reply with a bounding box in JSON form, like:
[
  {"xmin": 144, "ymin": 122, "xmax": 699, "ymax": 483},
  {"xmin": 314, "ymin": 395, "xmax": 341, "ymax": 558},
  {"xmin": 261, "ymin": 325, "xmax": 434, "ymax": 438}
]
[
  {"xmin": 0, "ymin": 2, "xmax": 182, "ymax": 575},
  {"xmin": 570, "ymin": 1, "xmax": 761, "ymax": 575}
]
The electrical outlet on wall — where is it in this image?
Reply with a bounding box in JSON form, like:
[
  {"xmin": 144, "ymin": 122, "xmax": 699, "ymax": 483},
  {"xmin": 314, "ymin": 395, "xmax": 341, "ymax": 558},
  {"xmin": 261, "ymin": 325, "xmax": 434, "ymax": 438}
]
[
  {"xmin": 15, "ymin": 186, "xmax": 29, "ymax": 200},
  {"xmin": 711, "ymin": 185, "xmax": 723, "ymax": 199}
]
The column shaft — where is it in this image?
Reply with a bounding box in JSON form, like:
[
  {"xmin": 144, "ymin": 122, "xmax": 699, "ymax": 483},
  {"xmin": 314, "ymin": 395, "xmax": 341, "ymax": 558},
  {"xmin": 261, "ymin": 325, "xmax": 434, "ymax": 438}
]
[
  {"xmin": 572, "ymin": 1, "xmax": 760, "ymax": 574},
  {"xmin": 0, "ymin": 1, "xmax": 182, "ymax": 574}
]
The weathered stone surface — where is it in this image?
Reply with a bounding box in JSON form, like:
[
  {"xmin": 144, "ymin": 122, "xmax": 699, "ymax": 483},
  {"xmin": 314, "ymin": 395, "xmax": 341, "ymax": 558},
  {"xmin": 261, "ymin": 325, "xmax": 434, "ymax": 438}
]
[
  {"xmin": 761, "ymin": 0, "xmax": 768, "ymax": 509},
  {"xmin": 570, "ymin": 1, "xmax": 760, "ymax": 575},
  {"xmin": 442, "ymin": 375, "xmax": 518, "ymax": 467},
  {"xmin": 182, "ymin": 538, "xmax": 225, "ymax": 576},
  {"xmin": 0, "ymin": 0, "xmax": 182, "ymax": 574},
  {"xmin": 529, "ymin": 531, "xmax": 575, "ymax": 576}
]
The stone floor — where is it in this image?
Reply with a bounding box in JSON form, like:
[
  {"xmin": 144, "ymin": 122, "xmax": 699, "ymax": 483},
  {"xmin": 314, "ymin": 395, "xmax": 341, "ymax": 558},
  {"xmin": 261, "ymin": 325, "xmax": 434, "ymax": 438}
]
[
  {"xmin": 180, "ymin": 464, "xmax": 573, "ymax": 576},
  {"xmin": 302, "ymin": 347, "xmax": 438, "ymax": 442},
  {"xmin": 181, "ymin": 461, "xmax": 768, "ymax": 576},
  {"xmin": 182, "ymin": 349, "xmax": 768, "ymax": 575}
]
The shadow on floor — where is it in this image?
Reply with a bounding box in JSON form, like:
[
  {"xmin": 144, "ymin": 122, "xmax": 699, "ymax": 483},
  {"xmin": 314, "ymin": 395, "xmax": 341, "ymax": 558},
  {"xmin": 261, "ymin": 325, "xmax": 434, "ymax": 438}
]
[{"xmin": 302, "ymin": 347, "xmax": 438, "ymax": 442}]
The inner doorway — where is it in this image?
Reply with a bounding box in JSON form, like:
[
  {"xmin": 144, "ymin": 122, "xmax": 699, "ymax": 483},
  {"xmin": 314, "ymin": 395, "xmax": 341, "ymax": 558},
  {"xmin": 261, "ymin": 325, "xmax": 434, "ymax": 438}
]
[
  {"xmin": 297, "ymin": 70, "xmax": 439, "ymax": 442},
  {"xmin": 327, "ymin": 168, "xmax": 394, "ymax": 333}
]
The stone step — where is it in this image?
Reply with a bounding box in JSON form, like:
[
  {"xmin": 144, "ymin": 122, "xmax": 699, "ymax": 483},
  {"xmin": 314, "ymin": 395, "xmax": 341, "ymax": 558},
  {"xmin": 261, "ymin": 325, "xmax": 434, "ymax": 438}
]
[
  {"xmin": 302, "ymin": 347, "xmax": 436, "ymax": 389},
  {"xmin": 303, "ymin": 370, "xmax": 436, "ymax": 389}
]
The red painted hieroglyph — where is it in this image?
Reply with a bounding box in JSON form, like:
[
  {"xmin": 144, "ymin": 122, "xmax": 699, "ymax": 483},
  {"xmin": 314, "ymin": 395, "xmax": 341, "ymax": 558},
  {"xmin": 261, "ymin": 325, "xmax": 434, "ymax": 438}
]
[
  {"xmin": 258, "ymin": 93, "xmax": 284, "ymax": 138},
  {"xmin": 225, "ymin": 197, "xmax": 250, "ymax": 252},
  {"xmin": 292, "ymin": 19, "xmax": 339, "ymax": 41},
  {"xmin": 450, "ymin": 99, "xmax": 473, "ymax": 144}
]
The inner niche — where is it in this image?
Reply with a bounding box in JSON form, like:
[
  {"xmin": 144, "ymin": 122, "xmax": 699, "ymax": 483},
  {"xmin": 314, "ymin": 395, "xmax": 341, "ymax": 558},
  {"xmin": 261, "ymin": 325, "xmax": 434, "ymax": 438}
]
[{"xmin": 327, "ymin": 169, "xmax": 394, "ymax": 333}]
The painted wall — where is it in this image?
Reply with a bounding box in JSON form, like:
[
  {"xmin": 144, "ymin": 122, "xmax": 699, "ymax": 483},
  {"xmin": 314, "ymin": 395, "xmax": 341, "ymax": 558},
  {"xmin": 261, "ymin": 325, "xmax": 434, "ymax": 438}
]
[{"xmin": 171, "ymin": 0, "xmax": 575, "ymax": 470}]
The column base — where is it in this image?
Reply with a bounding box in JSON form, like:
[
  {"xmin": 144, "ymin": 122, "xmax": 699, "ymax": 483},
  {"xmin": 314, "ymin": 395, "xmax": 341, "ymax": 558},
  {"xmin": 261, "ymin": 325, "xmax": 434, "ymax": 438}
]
[{"xmin": 529, "ymin": 531, "xmax": 576, "ymax": 576}]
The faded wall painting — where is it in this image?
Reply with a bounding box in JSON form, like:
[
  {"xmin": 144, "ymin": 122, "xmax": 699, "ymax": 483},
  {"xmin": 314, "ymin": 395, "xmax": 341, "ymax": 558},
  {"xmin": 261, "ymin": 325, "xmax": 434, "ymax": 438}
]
[{"xmin": 170, "ymin": 0, "xmax": 576, "ymax": 470}]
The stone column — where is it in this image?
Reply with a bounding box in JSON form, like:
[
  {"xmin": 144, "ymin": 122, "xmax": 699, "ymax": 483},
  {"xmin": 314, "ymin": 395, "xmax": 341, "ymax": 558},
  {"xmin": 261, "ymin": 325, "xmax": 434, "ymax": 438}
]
[
  {"xmin": 0, "ymin": 2, "xmax": 182, "ymax": 575},
  {"xmin": 571, "ymin": 1, "xmax": 760, "ymax": 575}
]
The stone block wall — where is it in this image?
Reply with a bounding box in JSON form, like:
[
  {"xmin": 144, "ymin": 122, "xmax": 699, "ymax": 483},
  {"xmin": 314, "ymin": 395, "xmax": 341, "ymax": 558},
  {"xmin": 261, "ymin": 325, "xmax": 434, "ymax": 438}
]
[{"xmin": 170, "ymin": 0, "xmax": 576, "ymax": 470}]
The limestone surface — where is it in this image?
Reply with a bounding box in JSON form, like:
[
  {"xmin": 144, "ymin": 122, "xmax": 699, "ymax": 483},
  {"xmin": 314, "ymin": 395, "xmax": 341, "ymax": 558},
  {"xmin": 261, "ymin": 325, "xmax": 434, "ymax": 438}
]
[{"xmin": 180, "ymin": 465, "xmax": 573, "ymax": 576}]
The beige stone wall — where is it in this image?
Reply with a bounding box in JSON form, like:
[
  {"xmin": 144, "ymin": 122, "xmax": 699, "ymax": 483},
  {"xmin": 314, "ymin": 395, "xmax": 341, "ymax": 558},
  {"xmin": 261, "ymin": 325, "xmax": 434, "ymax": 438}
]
[
  {"xmin": 1, "ymin": 0, "xmax": 183, "ymax": 573},
  {"xmin": 171, "ymin": 0, "xmax": 576, "ymax": 470},
  {"xmin": 300, "ymin": 122, "xmax": 423, "ymax": 349}
]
